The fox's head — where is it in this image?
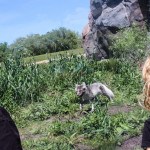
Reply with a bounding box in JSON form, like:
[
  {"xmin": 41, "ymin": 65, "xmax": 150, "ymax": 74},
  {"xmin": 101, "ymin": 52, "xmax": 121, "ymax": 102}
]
[{"xmin": 75, "ymin": 82, "xmax": 87, "ymax": 96}]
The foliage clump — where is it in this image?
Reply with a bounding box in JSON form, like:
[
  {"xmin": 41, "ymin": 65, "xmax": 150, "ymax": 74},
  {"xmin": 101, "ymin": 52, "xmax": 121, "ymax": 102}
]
[
  {"xmin": 10, "ymin": 27, "xmax": 81, "ymax": 56},
  {"xmin": 110, "ymin": 25, "xmax": 149, "ymax": 63},
  {"xmin": 0, "ymin": 42, "xmax": 10, "ymax": 62}
]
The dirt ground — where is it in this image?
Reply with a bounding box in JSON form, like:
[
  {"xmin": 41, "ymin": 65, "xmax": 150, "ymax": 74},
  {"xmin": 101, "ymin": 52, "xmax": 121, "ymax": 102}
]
[
  {"xmin": 116, "ymin": 135, "xmax": 142, "ymax": 150},
  {"xmin": 108, "ymin": 105, "xmax": 134, "ymax": 115}
]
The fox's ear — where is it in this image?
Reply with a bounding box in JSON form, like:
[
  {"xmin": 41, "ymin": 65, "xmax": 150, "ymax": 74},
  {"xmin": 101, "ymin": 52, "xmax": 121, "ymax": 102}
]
[
  {"xmin": 75, "ymin": 84, "xmax": 78, "ymax": 87},
  {"xmin": 82, "ymin": 82, "xmax": 87, "ymax": 89},
  {"xmin": 82, "ymin": 82, "xmax": 86, "ymax": 86}
]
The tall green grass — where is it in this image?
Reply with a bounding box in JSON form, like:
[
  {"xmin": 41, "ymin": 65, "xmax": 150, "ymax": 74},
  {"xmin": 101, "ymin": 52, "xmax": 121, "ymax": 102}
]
[
  {"xmin": 0, "ymin": 53, "xmax": 142, "ymax": 111},
  {"xmin": 0, "ymin": 53, "xmax": 146, "ymax": 149},
  {"xmin": 24, "ymin": 48, "xmax": 83, "ymax": 63}
]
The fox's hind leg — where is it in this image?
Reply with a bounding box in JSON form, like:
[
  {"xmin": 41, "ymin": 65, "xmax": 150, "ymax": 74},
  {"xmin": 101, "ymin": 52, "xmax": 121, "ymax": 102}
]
[{"xmin": 90, "ymin": 103, "xmax": 94, "ymax": 112}]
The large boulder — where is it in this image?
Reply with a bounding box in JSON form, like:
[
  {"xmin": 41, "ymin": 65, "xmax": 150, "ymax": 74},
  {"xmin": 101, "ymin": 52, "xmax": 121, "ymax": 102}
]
[{"xmin": 83, "ymin": 0, "xmax": 145, "ymax": 60}]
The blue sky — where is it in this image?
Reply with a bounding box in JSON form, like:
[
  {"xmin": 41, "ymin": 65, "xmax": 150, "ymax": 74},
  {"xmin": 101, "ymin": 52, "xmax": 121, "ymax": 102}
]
[{"xmin": 0, "ymin": 0, "xmax": 90, "ymax": 44}]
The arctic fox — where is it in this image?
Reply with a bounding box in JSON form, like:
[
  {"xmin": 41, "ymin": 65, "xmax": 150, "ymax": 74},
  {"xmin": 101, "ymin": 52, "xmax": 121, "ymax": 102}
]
[{"xmin": 75, "ymin": 82, "xmax": 114, "ymax": 112}]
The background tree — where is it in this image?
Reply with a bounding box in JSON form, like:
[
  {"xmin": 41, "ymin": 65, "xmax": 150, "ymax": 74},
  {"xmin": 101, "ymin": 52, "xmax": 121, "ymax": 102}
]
[
  {"xmin": 9, "ymin": 27, "xmax": 82, "ymax": 56},
  {"xmin": 0, "ymin": 42, "xmax": 9, "ymax": 62}
]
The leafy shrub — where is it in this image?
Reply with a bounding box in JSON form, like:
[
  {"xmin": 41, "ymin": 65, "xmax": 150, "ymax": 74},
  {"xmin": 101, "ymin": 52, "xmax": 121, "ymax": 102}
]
[
  {"xmin": 0, "ymin": 54, "xmax": 47, "ymax": 107},
  {"xmin": 10, "ymin": 27, "xmax": 81, "ymax": 56},
  {"xmin": 110, "ymin": 25, "xmax": 149, "ymax": 63},
  {"xmin": 0, "ymin": 42, "xmax": 10, "ymax": 62}
]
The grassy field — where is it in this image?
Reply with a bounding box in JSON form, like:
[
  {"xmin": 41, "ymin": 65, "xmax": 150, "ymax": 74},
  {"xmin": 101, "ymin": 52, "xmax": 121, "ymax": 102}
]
[
  {"xmin": 24, "ymin": 48, "xmax": 83, "ymax": 63},
  {"xmin": 0, "ymin": 24, "xmax": 147, "ymax": 150},
  {"xmin": 0, "ymin": 52, "xmax": 148, "ymax": 150}
]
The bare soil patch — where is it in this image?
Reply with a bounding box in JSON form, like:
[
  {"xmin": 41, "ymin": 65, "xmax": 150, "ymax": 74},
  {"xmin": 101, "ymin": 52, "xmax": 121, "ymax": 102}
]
[
  {"xmin": 116, "ymin": 135, "xmax": 142, "ymax": 150},
  {"xmin": 108, "ymin": 105, "xmax": 134, "ymax": 115}
]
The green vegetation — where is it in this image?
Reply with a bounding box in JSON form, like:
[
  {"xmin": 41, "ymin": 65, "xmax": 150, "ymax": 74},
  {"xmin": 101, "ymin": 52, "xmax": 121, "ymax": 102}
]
[
  {"xmin": 110, "ymin": 25, "xmax": 149, "ymax": 63},
  {"xmin": 24, "ymin": 48, "xmax": 83, "ymax": 63},
  {"xmin": 0, "ymin": 25, "xmax": 148, "ymax": 149},
  {"xmin": 0, "ymin": 42, "xmax": 9, "ymax": 62},
  {"xmin": 0, "ymin": 53, "xmax": 148, "ymax": 149},
  {"xmin": 10, "ymin": 27, "xmax": 82, "ymax": 56}
]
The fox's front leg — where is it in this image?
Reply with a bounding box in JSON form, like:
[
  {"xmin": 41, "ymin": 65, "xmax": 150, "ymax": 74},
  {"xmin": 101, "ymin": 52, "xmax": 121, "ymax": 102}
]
[{"xmin": 80, "ymin": 103, "xmax": 83, "ymax": 111}]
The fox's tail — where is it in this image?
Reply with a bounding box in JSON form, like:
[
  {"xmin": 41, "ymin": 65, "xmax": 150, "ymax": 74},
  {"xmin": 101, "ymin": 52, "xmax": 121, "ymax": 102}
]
[{"xmin": 100, "ymin": 84, "xmax": 114, "ymax": 100}]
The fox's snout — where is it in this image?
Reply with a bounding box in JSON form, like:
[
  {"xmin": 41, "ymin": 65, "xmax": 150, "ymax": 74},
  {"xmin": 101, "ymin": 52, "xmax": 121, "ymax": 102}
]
[{"xmin": 76, "ymin": 91, "xmax": 83, "ymax": 96}]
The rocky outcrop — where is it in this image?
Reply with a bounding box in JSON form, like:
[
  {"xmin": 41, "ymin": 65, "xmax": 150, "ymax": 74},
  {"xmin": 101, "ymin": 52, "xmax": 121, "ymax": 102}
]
[{"xmin": 83, "ymin": 0, "xmax": 145, "ymax": 60}]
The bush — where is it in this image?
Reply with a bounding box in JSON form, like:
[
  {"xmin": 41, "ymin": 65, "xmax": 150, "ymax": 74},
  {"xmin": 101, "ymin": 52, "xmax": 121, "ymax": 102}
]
[
  {"xmin": 0, "ymin": 42, "xmax": 9, "ymax": 62},
  {"xmin": 10, "ymin": 27, "xmax": 81, "ymax": 56},
  {"xmin": 0, "ymin": 53, "xmax": 47, "ymax": 107},
  {"xmin": 110, "ymin": 25, "xmax": 149, "ymax": 63}
]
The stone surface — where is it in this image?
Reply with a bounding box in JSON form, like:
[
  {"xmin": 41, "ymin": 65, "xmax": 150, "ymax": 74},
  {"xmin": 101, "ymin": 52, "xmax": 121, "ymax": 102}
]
[{"xmin": 83, "ymin": 0, "xmax": 145, "ymax": 60}]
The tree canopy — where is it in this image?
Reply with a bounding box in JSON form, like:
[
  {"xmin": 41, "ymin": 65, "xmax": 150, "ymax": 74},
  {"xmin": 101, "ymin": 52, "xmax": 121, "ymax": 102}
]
[{"xmin": 10, "ymin": 27, "xmax": 82, "ymax": 56}]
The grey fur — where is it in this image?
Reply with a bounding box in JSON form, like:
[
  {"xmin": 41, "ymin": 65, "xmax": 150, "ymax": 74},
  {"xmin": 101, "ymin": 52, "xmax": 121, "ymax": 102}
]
[{"xmin": 75, "ymin": 82, "xmax": 114, "ymax": 112}]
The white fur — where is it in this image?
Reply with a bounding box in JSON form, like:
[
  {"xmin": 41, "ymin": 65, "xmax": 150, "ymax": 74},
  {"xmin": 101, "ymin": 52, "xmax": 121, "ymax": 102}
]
[
  {"xmin": 75, "ymin": 82, "xmax": 114, "ymax": 112},
  {"xmin": 98, "ymin": 83, "xmax": 114, "ymax": 100}
]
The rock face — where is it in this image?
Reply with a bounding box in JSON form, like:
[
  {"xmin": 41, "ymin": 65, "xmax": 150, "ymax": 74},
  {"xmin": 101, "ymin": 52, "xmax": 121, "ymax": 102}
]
[{"xmin": 83, "ymin": 0, "xmax": 145, "ymax": 60}]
